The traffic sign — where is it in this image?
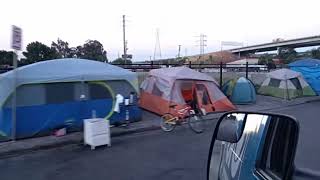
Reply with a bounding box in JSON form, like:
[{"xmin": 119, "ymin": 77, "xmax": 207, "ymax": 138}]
[{"xmin": 11, "ymin": 25, "xmax": 22, "ymax": 50}]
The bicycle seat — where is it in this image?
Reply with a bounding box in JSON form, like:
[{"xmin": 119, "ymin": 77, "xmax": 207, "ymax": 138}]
[{"xmin": 169, "ymin": 104, "xmax": 177, "ymax": 108}]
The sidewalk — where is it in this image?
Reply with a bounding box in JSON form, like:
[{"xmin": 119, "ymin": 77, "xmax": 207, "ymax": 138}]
[
  {"xmin": 0, "ymin": 111, "xmax": 160, "ymax": 159},
  {"xmin": 0, "ymin": 95, "xmax": 319, "ymax": 158}
]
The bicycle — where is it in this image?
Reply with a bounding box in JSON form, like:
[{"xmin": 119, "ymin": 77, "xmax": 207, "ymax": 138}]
[{"xmin": 160, "ymin": 104, "xmax": 205, "ymax": 133}]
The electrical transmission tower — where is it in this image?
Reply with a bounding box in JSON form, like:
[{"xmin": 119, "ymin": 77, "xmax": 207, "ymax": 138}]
[
  {"xmin": 195, "ymin": 34, "xmax": 207, "ymax": 61},
  {"xmin": 153, "ymin": 28, "xmax": 162, "ymax": 60}
]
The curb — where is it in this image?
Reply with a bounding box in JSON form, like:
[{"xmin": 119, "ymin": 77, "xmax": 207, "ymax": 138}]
[{"xmin": 0, "ymin": 125, "xmax": 161, "ymax": 159}]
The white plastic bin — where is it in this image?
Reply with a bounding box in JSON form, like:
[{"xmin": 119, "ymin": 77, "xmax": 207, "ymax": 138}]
[{"xmin": 84, "ymin": 118, "xmax": 111, "ymax": 150}]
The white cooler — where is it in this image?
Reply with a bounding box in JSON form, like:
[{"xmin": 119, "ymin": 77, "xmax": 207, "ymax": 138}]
[{"xmin": 84, "ymin": 118, "xmax": 111, "ymax": 150}]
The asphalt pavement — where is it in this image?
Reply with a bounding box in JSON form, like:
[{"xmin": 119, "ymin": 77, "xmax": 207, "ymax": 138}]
[
  {"xmin": 0, "ymin": 100, "xmax": 319, "ymax": 180},
  {"xmin": 0, "ymin": 120, "xmax": 217, "ymax": 180}
]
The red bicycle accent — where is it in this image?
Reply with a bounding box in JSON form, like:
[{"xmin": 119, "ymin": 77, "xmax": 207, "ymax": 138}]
[{"xmin": 171, "ymin": 105, "xmax": 192, "ymax": 119}]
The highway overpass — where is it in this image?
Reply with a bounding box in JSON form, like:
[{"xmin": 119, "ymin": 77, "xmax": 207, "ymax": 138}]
[{"xmin": 230, "ymin": 35, "xmax": 320, "ymax": 54}]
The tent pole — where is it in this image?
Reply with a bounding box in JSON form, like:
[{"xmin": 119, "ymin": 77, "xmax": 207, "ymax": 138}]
[
  {"xmin": 285, "ymin": 78, "xmax": 289, "ymax": 100},
  {"xmin": 246, "ymin": 62, "xmax": 249, "ymax": 79},
  {"xmin": 219, "ymin": 62, "xmax": 223, "ymax": 88}
]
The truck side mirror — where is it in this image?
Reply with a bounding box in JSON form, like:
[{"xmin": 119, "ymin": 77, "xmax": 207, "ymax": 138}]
[
  {"xmin": 207, "ymin": 111, "xmax": 299, "ymax": 180},
  {"xmin": 216, "ymin": 113, "xmax": 246, "ymax": 143}
]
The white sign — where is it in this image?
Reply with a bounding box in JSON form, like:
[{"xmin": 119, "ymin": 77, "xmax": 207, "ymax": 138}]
[{"xmin": 11, "ymin": 25, "xmax": 22, "ymax": 50}]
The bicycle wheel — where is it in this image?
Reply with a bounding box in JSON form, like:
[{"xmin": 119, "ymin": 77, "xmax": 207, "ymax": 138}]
[
  {"xmin": 160, "ymin": 113, "xmax": 176, "ymax": 132},
  {"xmin": 188, "ymin": 113, "xmax": 204, "ymax": 133}
]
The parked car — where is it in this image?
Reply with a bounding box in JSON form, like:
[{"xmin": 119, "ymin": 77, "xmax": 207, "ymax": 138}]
[{"xmin": 207, "ymin": 111, "xmax": 320, "ymax": 180}]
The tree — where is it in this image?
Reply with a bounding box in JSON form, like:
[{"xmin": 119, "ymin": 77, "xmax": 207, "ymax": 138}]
[
  {"xmin": 311, "ymin": 48, "xmax": 320, "ymax": 59},
  {"xmin": 77, "ymin": 40, "xmax": 108, "ymax": 62},
  {"xmin": 0, "ymin": 50, "xmax": 15, "ymax": 66},
  {"xmin": 176, "ymin": 57, "xmax": 189, "ymax": 64},
  {"xmin": 258, "ymin": 54, "xmax": 273, "ymax": 65},
  {"xmin": 51, "ymin": 39, "xmax": 72, "ymax": 58},
  {"xmin": 22, "ymin": 41, "xmax": 59, "ymax": 64},
  {"xmin": 277, "ymin": 47, "xmax": 297, "ymax": 64},
  {"xmin": 112, "ymin": 58, "xmax": 132, "ymax": 64},
  {"xmin": 259, "ymin": 54, "xmax": 276, "ymax": 70}
]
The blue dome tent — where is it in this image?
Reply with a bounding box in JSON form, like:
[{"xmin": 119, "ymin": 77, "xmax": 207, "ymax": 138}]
[
  {"xmin": 0, "ymin": 58, "xmax": 141, "ymax": 140},
  {"xmin": 289, "ymin": 58, "xmax": 320, "ymax": 95},
  {"xmin": 222, "ymin": 77, "xmax": 256, "ymax": 104}
]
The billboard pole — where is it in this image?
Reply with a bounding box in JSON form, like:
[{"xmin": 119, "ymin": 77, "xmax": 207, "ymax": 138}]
[
  {"xmin": 12, "ymin": 50, "xmax": 17, "ymax": 141},
  {"xmin": 11, "ymin": 25, "xmax": 22, "ymax": 141}
]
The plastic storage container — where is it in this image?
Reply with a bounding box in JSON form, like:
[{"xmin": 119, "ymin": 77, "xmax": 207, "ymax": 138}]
[{"xmin": 84, "ymin": 118, "xmax": 111, "ymax": 150}]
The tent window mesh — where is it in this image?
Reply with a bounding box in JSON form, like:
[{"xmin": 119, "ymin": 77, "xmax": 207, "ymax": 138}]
[
  {"xmin": 269, "ymin": 78, "xmax": 281, "ymax": 87},
  {"xmin": 290, "ymin": 78, "xmax": 302, "ymax": 90},
  {"xmin": 152, "ymin": 84, "xmax": 163, "ymax": 97},
  {"xmin": 88, "ymin": 83, "xmax": 112, "ymax": 100},
  {"xmin": 45, "ymin": 83, "xmax": 75, "ymax": 104},
  {"xmin": 107, "ymin": 81, "xmax": 135, "ymax": 97}
]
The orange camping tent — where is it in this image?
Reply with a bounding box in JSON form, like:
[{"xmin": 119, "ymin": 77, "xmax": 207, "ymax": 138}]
[{"xmin": 139, "ymin": 67, "xmax": 236, "ymax": 116}]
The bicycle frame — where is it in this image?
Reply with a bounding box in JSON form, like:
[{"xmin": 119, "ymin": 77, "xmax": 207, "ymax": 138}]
[{"xmin": 170, "ymin": 105, "xmax": 196, "ymax": 121}]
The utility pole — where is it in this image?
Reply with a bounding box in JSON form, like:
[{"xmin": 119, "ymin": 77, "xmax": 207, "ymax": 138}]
[
  {"xmin": 177, "ymin": 45, "xmax": 181, "ymax": 58},
  {"xmin": 122, "ymin": 15, "xmax": 127, "ymax": 64}
]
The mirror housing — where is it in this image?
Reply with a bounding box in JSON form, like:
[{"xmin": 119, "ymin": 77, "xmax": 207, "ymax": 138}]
[{"xmin": 216, "ymin": 113, "xmax": 246, "ymax": 143}]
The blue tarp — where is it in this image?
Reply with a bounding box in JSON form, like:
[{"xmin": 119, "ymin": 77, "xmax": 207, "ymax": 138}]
[{"xmin": 289, "ymin": 58, "xmax": 320, "ymax": 95}]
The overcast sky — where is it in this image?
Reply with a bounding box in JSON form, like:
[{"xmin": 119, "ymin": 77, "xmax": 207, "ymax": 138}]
[{"xmin": 1, "ymin": 0, "xmax": 319, "ymax": 61}]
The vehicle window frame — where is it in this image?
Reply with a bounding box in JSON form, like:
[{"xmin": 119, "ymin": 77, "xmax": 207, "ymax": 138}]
[
  {"xmin": 255, "ymin": 116, "xmax": 299, "ymax": 180},
  {"xmin": 207, "ymin": 111, "xmax": 299, "ymax": 180}
]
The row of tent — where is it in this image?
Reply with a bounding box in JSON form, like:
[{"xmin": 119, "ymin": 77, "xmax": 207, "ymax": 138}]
[
  {"xmin": 220, "ymin": 59, "xmax": 320, "ymax": 104},
  {"xmin": 0, "ymin": 58, "xmax": 319, "ymax": 140},
  {"xmin": 139, "ymin": 58, "xmax": 320, "ymax": 116},
  {"xmin": 222, "ymin": 68, "xmax": 317, "ymax": 103}
]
